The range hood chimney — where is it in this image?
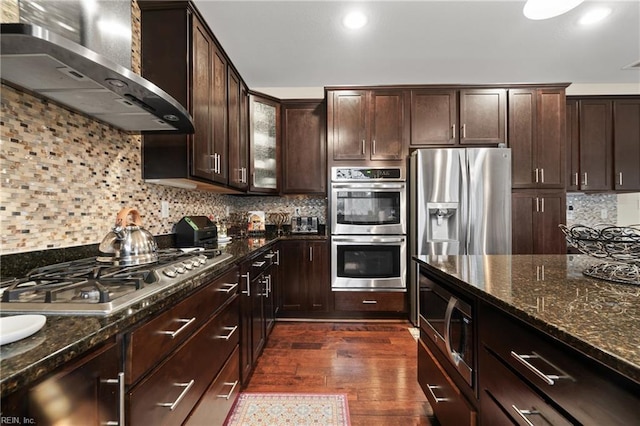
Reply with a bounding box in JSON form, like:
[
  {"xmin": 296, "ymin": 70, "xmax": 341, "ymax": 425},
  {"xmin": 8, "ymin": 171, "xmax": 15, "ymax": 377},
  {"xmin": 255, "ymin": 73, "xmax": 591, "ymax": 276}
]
[{"xmin": 0, "ymin": 1, "xmax": 194, "ymax": 134}]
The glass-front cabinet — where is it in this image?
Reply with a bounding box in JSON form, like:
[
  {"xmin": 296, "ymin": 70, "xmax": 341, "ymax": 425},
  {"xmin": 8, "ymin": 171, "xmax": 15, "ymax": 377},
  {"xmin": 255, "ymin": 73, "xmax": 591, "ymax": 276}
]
[{"xmin": 249, "ymin": 93, "xmax": 280, "ymax": 193}]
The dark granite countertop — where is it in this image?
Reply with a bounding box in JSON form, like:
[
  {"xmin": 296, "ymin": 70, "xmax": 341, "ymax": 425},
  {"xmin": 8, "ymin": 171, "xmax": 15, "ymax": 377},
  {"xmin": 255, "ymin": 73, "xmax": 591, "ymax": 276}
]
[
  {"xmin": 0, "ymin": 234, "xmax": 327, "ymax": 397},
  {"xmin": 414, "ymin": 254, "xmax": 640, "ymax": 383}
]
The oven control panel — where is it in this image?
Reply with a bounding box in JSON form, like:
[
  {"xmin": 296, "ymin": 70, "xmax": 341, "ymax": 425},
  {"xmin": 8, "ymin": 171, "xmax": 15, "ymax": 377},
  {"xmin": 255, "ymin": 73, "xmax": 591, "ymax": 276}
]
[{"xmin": 331, "ymin": 167, "xmax": 404, "ymax": 181}]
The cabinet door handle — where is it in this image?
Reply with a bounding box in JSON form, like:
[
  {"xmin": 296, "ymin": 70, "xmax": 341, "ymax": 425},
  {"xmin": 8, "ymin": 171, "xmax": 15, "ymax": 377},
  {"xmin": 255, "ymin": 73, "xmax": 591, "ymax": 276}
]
[
  {"xmin": 242, "ymin": 167, "xmax": 247, "ymax": 183},
  {"xmin": 157, "ymin": 380, "xmax": 195, "ymax": 411},
  {"xmin": 101, "ymin": 371, "xmax": 125, "ymax": 426},
  {"xmin": 619, "ymin": 172, "xmax": 623, "ymax": 186},
  {"xmin": 372, "ymin": 140, "xmax": 376, "ymax": 155},
  {"xmin": 362, "ymin": 300, "xmax": 378, "ymax": 304},
  {"xmin": 540, "ymin": 168, "xmax": 544, "ymax": 183},
  {"xmin": 309, "ymin": 246, "xmax": 313, "ymax": 262},
  {"xmin": 535, "ymin": 197, "xmax": 540, "ymax": 213},
  {"xmin": 217, "ymin": 380, "xmax": 239, "ymax": 400},
  {"xmin": 216, "ymin": 325, "xmax": 238, "ymax": 341},
  {"xmin": 511, "ymin": 405, "xmax": 540, "ymax": 426},
  {"xmin": 451, "ymin": 124, "xmax": 455, "ymax": 139},
  {"xmin": 540, "ymin": 197, "xmax": 545, "ymax": 213},
  {"xmin": 536, "ymin": 265, "xmax": 545, "ymax": 281},
  {"xmin": 510, "ymin": 351, "xmax": 572, "ymax": 386},
  {"xmin": 535, "ymin": 168, "xmax": 539, "ymax": 183},
  {"xmin": 361, "ymin": 139, "xmax": 366, "ymax": 155},
  {"xmin": 426, "ymin": 384, "xmax": 448, "ymax": 403},
  {"xmin": 461, "ymin": 124, "xmax": 466, "ymax": 139},
  {"xmin": 252, "ymin": 172, "xmax": 256, "ymax": 187},
  {"xmin": 218, "ymin": 282, "xmax": 238, "ymax": 293},
  {"xmin": 158, "ymin": 317, "xmax": 196, "ymax": 339},
  {"xmin": 574, "ymin": 172, "xmax": 579, "ymax": 186},
  {"xmin": 583, "ymin": 172, "xmax": 588, "ymax": 186},
  {"xmin": 241, "ymin": 273, "xmax": 250, "ymax": 296}
]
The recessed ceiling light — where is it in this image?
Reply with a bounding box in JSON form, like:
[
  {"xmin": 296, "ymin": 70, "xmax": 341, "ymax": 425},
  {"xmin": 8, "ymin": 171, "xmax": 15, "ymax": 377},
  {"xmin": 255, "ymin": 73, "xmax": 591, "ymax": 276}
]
[
  {"xmin": 343, "ymin": 11, "xmax": 367, "ymax": 30},
  {"xmin": 579, "ymin": 7, "xmax": 612, "ymax": 25},
  {"xmin": 523, "ymin": 0, "xmax": 584, "ymax": 20}
]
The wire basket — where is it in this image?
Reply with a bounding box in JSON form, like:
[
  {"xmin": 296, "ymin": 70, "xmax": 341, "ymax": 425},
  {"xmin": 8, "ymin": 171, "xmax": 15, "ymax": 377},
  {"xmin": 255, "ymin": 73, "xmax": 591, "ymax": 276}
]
[{"xmin": 559, "ymin": 224, "xmax": 640, "ymax": 285}]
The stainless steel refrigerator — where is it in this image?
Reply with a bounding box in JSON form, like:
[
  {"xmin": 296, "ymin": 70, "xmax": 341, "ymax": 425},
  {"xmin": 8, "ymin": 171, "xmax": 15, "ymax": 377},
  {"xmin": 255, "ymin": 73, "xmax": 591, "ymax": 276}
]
[{"xmin": 408, "ymin": 148, "xmax": 511, "ymax": 324}]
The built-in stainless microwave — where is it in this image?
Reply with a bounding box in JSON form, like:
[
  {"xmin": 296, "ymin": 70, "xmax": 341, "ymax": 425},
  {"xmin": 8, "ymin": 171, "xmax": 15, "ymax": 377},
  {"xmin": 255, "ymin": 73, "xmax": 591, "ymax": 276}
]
[
  {"xmin": 330, "ymin": 167, "xmax": 406, "ymax": 235},
  {"xmin": 418, "ymin": 265, "xmax": 474, "ymax": 387}
]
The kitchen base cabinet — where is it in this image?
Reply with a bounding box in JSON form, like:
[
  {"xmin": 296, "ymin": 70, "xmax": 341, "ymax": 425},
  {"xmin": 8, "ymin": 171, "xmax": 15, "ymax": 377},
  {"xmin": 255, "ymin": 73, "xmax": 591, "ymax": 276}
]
[
  {"xmin": 184, "ymin": 346, "xmax": 240, "ymax": 426},
  {"xmin": 277, "ymin": 240, "xmax": 329, "ymax": 316},
  {"xmin": 128, "ymin": 297, "xmax": 239, "ymax": 425},
  {"xmin": 1, "ymin": 339, "xmax": 122, "ymax": 426},
  {"xmin": 418, "ymin": 338, "xmax": 477, "ymax": 426},
  {"xmin": 479, "ymin": 301, "xmax": 640, "ymax": 426}
]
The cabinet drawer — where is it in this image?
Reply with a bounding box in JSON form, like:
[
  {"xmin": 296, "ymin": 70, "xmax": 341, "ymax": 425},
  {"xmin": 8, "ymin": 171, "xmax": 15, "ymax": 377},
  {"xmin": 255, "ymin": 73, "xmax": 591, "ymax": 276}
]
[
  {"xmin": 418, "ymin": 339, "xmax": 476, "ymax": 426},
  {"xmin": 334, "ymin": 291, "xmax": 405, "ymax": 312},
  {"xmin": 128, "ymin": 267, "xmax": 239, "ymax": 383},
  {"xmin": 129, "ymin": 298, "xmax": 239, "ymax": 426},
  {"xmin": 480, "ymin": 346, "xmax": 572, "ymax": 426},
  {"xmin": 185, "ymin": 346, "xmax": 240, "ymax": 426},
  {"xmin": 480, "ymin": 304, "xmax": 640, "ymax": 425}
]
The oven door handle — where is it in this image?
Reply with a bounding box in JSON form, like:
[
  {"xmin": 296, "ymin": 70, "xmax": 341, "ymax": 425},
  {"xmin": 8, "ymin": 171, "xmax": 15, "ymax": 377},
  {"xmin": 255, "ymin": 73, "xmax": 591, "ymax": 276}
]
[
  {"xmin": 332, "ymin": 236, "xmax": 405, "ymax": 244},
  {"xmin": 444, "ymin": 296, "xmax": 463, "ymax": 367},
  {"xmin": 331, "ymin": 183, "xmax": 405, "ymax": 189}
]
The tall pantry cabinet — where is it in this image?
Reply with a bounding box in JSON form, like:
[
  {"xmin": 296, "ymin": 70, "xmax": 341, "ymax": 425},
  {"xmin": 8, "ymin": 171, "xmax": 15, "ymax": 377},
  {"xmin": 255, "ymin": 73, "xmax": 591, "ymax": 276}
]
[{"xmin": 509, "ymin": 85, "xmax": 568, "ymax": 254}]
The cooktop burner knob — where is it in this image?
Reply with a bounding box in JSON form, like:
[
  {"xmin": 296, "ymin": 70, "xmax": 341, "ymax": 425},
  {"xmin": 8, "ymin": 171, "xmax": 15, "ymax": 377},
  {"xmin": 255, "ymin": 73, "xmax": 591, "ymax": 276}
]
[
  {"xmin": 175, "ymin": 263, "xmax": 186, "ymax": 274},
  {"xmin": 163, "ymin": 266, "xmax": 178, "ymax": 278},
  {"xmin": 183, "ymin": 260, "xmax": 194, "ymax": 270}
]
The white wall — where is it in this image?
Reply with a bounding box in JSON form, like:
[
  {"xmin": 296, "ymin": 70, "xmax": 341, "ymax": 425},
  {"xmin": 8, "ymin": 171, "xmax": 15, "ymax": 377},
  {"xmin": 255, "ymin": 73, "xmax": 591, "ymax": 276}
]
[{"xmin": 617, "ymin": 193, "xmax": 640, "ymax": 226}]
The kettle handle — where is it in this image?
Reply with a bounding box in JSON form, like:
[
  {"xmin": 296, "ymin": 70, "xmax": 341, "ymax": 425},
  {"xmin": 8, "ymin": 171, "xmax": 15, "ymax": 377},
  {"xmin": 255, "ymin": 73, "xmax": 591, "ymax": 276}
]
[{"xmin": 116, "ymin": 208, "xmax": 142, "ymax": 227}]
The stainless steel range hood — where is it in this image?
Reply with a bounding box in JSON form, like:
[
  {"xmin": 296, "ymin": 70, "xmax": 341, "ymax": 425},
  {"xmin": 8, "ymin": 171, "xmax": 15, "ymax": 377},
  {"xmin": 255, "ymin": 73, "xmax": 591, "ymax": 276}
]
[{"xmin": 1, "ymin": 22, "xmax": 194, "ymax": 134}]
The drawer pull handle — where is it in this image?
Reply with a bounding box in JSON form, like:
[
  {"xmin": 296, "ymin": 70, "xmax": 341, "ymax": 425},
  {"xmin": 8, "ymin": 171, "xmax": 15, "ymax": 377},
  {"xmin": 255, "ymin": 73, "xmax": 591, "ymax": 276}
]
[
  {"xmin": 101, "ymin": 372, "xmax": 125, "ymax": 426},
  {"xmin": 158, "ymin": 380, "xmax": 195, "ymax": 411},
  {"xmin": 511, "ymin": 405, "xmax": 540, "ymax": 426},
  {"xmin": 252, "ymin": 261, "xmax": 266, "ymax": 267},
  {"xmin": 362, "ymin": 300, "xmax": 378, "ymax": 304},
  {"xmin": 264, "ymin": 253, "xmax": 276, "ymax": 259},
  {"xmin": 426, "ymin": 384, "xmax": 448, "ymax": 403},
  {"xmin": 159, "ymin": 317, "xmax": 196, "ymax": 339},
  {"xmin": 217, "ymin": 325, "xmax": 238, "ymax": 341},
  {"xmin": 217, "ymin": 380, "xmax": 239, "ymax": 400},
  {"xmin": 219, "ymin": 282, "xmax": 239, "ymax": 293},
  {"xmin": 510, "ymin": 351, "xmax": 571, "ymax": 386}
]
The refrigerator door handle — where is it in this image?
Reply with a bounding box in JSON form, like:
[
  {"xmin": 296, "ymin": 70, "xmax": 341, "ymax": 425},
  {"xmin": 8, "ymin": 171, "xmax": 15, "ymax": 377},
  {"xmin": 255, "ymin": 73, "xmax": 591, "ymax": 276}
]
[{"xmin": 460, "ymin": 151, "xmax": 470, "ymax": 255}]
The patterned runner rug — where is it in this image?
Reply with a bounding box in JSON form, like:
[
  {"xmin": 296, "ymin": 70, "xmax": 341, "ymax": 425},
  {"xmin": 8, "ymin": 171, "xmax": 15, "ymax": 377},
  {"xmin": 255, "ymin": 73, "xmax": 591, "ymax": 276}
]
[{"xmin": 224, "ymin": 392, "xmax": 351, "ymax": 426}]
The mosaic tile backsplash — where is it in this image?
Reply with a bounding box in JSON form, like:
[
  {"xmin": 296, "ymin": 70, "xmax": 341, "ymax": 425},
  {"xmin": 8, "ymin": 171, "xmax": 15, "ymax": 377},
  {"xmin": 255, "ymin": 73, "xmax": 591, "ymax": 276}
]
[
  {"xmin": 0, "ymin": 1, "xmax": 326, "ymax": 255},
  {"xmin": 566, "ymin": 193, "xmax": 617, "ymax": 227}
]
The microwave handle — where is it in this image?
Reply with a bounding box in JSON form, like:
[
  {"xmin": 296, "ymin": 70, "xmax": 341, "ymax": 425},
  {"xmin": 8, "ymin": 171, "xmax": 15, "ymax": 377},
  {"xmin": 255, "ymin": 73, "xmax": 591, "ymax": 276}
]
[{"xmin": 444, "ymin": 296, "xmax": 463, "ymax": 367}]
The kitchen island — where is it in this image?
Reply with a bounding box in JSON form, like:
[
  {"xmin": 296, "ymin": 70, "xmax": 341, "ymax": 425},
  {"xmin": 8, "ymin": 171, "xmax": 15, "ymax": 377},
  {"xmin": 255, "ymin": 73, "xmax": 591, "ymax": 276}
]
[{"xmin": 414, "ymin": 254, "xmax": 640, "ymax": 425}]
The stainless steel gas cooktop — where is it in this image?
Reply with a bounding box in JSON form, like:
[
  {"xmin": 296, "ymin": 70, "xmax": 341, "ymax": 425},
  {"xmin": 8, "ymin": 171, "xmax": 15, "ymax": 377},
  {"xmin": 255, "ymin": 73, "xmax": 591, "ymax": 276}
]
[{"xmin": 0, "ymin": 248, "xmax": 232, "ymax": 316}]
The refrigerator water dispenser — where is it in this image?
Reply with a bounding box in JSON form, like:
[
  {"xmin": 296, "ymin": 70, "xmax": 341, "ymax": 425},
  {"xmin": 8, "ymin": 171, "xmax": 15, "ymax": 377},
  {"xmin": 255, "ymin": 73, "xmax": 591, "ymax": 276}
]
[{"xmin": 427, "ymin": 203, "xmax": 459, "ymax": 242}]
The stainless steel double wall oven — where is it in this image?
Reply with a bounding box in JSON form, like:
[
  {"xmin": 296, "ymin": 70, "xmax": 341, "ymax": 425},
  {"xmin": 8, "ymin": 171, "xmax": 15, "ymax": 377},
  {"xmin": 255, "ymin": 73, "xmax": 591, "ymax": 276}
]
[{"xmin": 330, "ymin": 167, "xmax": 407, "ymax": 291}]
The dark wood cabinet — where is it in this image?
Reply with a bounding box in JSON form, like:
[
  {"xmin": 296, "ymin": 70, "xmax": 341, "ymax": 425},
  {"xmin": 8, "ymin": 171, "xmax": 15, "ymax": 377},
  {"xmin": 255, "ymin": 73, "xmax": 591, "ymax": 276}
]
[
  {"xmin": 510, "ymin": 87, "xmax": 566, "ymax": 189},
  {"xmin": 566, "ymin": 99, "xmax": 580, "ymax": 190},
  {"xmin": 459, "ymin": 88, "xmax": 506, "ymax": 145},
  {"xmin": 334, "ymin": 291, "xmax": 405, "ymax": 313},
  {"xmin": 410, "ymin": 89, "xmax": 457, "ymax": 146},
  {"xmin": 228, "ymin": 70, "xmax": 248, "ymax": 190},
  {"xmin": 249, "ymin": 93, "xmax": 280, "ymax": 193},
  {"xmin": 410, "ymin": 88, "xmax": 506, "ymax": 147},
  {"xmin": 512, "ymin": 190, "xmax": 566, "ymax": 254},
  {"xmin": 327, "ymin": 89, "xmax": 408, "ymax": 164},
  {"xmin": 1, "ymin": 339, "xmax": 122, "ymax": 426},
  {"xmin": 281, "ymin": 100, "xmax": 326, "ymax": 194},
  {"xmin": 479, "ymin": 301, "xmax": 640, "ymax": 426},
  {"xmin": 278, "ymin": 240, "xmax": 329, "ymax": 315},
  {"xmin": 579, "ymin": 99, "xmax": 613, "ymax": 191},
  {"xmin": 613, "ymin": 99, "xmax": 640, "ymax": 191}
]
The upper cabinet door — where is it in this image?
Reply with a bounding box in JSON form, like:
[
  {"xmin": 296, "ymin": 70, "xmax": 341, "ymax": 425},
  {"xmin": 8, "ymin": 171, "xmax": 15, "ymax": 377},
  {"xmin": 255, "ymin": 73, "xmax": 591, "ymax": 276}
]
[
  {"xmin": 249, "ymin": 94, "xmax": 280, "ymax": 193},
  {"xmin": 282, "ymin": 100, "xmax": 326, "ymax": 194},
  {"xmin": 535, "ymin": 89, "xmax": 565, "ymax": 188},
  {"xmin": 370, "ymin": 90, "xmax": 407, "ymax": 160},
  {"xmin": 228, "ymin": 70, "xmax": 248, "ymax": 190},
  {"xmin": 330, "ymin": 90, "xmax": 368, "ymax": 160},
  {"xmin": 410, "ymin": 89, "xmax": 457, "ymax": 146},
  {"xmin": 566, "ymin": 99, "xmax": 580, "ymax": 191},
  {"xmin": 613, "ymin": 99, "xmax": 640, "ymax": 191},
  {"xmin": 211, "ymin": 46, "xmax": 228, "ymax": 184},
  {"xmin": 191, "ymin": 18, "xmax": 214, "ymax": 181},
  {"xmin": 459, "ymin": 88, "xmax": 506, "ymax": 145},
  {"xmin": 579, "ymin": 99, "xmax": 613, "ymax": 191},
  {"xmin": 509, "ymin": 89, "xmax": 537, "ymax": 188}
]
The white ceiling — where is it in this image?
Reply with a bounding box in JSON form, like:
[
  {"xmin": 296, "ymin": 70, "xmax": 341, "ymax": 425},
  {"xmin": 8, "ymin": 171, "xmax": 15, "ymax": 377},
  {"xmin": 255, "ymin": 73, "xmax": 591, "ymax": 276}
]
[{"xmin": 193, "ymin": 0, "xmax": 640, "ymax": 95}]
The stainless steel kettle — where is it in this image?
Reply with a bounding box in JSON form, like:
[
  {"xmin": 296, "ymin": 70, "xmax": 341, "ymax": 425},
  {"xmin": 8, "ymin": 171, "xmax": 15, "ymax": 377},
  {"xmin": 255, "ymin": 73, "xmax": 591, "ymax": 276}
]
[{"xmin": 97, "ymin": 208, "xmax": 158, "ymax": 266}]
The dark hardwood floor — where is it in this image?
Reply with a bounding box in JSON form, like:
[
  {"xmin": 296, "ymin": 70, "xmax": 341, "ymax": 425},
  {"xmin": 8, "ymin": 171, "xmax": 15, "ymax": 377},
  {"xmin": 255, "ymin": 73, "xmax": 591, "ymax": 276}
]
[{"xmin": 243, "ymin": 321, "xmax": 436, "ymax": 425}]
